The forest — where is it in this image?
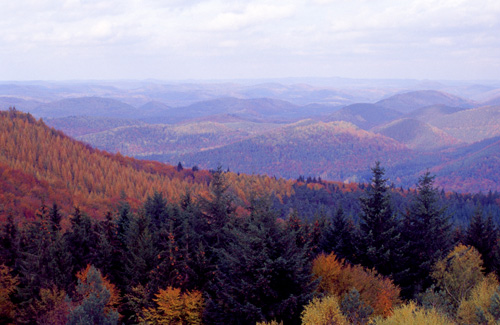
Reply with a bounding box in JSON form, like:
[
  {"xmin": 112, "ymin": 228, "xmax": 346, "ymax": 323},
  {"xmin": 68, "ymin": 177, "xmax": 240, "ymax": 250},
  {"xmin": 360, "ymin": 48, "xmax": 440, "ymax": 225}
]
[{"xmin": 1, "ymin": 109, "xmax": 500, "ymax": 324}]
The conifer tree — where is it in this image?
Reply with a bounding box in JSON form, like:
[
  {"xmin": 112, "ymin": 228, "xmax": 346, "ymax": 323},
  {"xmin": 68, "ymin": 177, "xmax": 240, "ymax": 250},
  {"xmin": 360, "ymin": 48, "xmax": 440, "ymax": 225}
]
[
  {"xmin": 400, "ymin": 171, "xmax": 452, "ymax": 298},
  {"xmin": 123, "ymin": 214, "xmax": 159, "ymax": 289},
  {"xmin": 49, "ymin": 203, "xmax": 62, "ymax": 234},
  {"xmin": 322, "ymin": 206, "xmax": 356, "ymax": 262},
  {"xmin": 143, "ymin": 191, "xmax": 169, "ymax": 231},
  {"xmin": 0, "ymin": 214, "xmax": 19, "ymax": 268},
  {"xmin": 201, "ymin": 166, "xmax": 234, "ymax": 245},
  {"xmin": 205, "ymin": 196, "xmax": 315, "ymax": 324},
  {"xmin": 116, "ymin": 199, "xmax": 133, "ymax": 247},
  {"xmin": 465, "ymin": 207, "xmax": 499, "ymax": 275},
  {"xmin": 93, "ymin": 212, "xmax": 122, "ymax": 286},
  {"xmin": 356, "ymin": 162, "xmax": 402, "ymax": 278},
  {"xmin": 63, "ymin": 207, "xmax": 96, "ymax": 272},
  {"xmin": 68, "ymin": 265, "xmax": 119, "ymax": 325}
]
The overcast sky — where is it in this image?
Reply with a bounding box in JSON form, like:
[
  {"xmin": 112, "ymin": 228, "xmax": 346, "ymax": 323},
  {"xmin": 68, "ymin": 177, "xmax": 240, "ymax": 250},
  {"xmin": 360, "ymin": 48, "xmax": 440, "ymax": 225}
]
[{"xmin": 1, "ymin": 0, "xmax": 499, "ymax": 81}]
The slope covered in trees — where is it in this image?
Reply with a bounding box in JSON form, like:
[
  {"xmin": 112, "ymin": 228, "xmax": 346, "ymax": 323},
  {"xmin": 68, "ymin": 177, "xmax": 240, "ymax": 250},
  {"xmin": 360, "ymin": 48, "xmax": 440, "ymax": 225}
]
[
  {"xmin": 1, "ymin": 155, "xmax": 500, "ymax": 324},
  {"xmin": 0, "ymin": 109, "xmax": 294, "ymax": 220},
  {"xmin": 174, "ymin": 120, "xmax": 413, "ymax": 183}
]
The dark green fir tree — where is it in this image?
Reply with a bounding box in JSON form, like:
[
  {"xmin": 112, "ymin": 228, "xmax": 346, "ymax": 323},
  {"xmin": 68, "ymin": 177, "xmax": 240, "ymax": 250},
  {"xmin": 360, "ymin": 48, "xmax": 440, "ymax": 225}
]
[
  {"xmin": 356, "ymin": 162, "xmax": 403, "ymax": 278},
  {"xmin": 400, "ymin": 171, "xmax": 452, "ymax": 298}
]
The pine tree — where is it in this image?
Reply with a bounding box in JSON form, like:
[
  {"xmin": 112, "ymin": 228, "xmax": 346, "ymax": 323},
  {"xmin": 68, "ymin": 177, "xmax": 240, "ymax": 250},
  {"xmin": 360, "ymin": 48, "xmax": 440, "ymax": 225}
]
[
  {"xmin": 356, "ymin": 162, "xmax": 402, "ymax": 278},
  {"xmin": 400, "ymin": 171, "xmax": 452, "ymax": 298}
]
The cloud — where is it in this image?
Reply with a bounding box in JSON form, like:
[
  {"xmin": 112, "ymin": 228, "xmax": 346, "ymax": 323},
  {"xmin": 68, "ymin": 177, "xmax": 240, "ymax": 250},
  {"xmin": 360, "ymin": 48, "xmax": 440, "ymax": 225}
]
[
  {"xmin": 204, "ymin": 2, "xmax": 295, "ymax": 31},
  {"xmin": 0, "ymin": 0, "xmax": 499, "ymax": 80}
]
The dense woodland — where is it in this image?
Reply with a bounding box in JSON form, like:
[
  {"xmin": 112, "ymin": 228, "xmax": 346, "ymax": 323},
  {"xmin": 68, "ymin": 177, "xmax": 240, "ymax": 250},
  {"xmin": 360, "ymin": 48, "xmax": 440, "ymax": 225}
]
[{"xmin": 1, "ymin": 109, "xmax": 500, "ymax": 324}]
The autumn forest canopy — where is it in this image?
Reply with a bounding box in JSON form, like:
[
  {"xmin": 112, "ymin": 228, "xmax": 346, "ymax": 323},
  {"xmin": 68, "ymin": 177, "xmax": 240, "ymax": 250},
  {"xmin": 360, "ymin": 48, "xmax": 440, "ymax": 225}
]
[{"xmin": 1, "ymin": 78, "xmax": 500, "ymax": 325}]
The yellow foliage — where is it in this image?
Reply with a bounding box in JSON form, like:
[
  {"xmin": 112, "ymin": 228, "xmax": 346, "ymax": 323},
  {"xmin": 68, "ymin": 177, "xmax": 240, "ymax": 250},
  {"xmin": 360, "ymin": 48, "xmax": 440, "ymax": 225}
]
[
  {"xmin": 142, "ymin": 286, "xmax": 204, "ymax": 325},
  {"xmin": 377, "ymin": 301, "xmax": 454, "ymax": 325},
  {"xmin": 301, "ymin": 295, "xmax": 347, "ymax": 325},
  {"xmin": 432, "ymin": 244, "xmax": 485, "ymax": 307},
  {"xmin": 0, "ymin": 264, "xmax": 18, "ymax": 321},
  {"xmin": 311, "ymin": 253, "xmax": 400, "ymax": 317},
  {"xmin": 33, "ymin": 286, "xmax": 71, "ymax": 324},
  {"xmin": 457, "ymin": 274, "xmax": 499, "ymax": 324}
]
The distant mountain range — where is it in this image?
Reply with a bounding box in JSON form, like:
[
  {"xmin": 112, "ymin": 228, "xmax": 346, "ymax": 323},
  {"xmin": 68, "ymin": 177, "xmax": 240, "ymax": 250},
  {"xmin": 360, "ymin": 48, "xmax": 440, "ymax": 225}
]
[
  {"xmin": 375, "ymin": 90, "xmax": 475, "ymax": 113},
  {"xmin": 2, "ymin": 80, "xmax": 500, "ymax": 192}
]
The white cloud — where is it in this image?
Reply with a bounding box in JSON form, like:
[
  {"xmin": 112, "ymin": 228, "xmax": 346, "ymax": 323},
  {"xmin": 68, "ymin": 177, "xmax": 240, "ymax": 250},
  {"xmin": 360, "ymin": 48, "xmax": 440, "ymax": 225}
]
[{"xmin": 0, "ymin": 0, "xmax": 499, "ymax": 80}]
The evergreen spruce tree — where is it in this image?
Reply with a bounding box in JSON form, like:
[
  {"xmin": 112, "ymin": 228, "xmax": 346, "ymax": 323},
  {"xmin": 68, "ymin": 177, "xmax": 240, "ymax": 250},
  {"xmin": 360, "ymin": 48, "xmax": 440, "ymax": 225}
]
[
  {"xmin": 465, "ymin": 207, "xmax": 499, "ymax": 275},
  {"xmin": 205, "ymin": 196, "xmax": 315, "ymax": 324},
  {"xmin": 68, "ymin": 266, "xmax": 119, "ymax": 325},
  {"xmin": 49, "ymin": 203, "xmax": 62, "ymax": 234},
  {"xmin": 401, "ymin": 171, "xmax": 452, "ymax": 298},
  {"xmin": 122, "ymin": 214, "xmax": 159, "ymax": 289},
  {"xmin": 201, "ymin": 165, "xmax": 234, "ymax": 247},
  {"xmin": 63, "ymin": 207, "xmax": 97, "ymax": 272},
  {"xmin": 16, "ymin": 205, "xmax": 72, "ymax": 322},
  {"xmin": 179, "ymin": 192, "xmax": 212, "ymax": 292},
  {"xmin": 116, "ymin": 199, "xmax": 132, "ymax": 246},
  {"xmin": 143, "ymin": 191, "xmax": 169, "ymax": 231},
  {"xmin": 93, "ymin": 212, "xmax": 123, "ymax": 286},
  {"xmin": 0, "ymin": 214, "xmax": 19, "ymax": 268},
  {"xmin": 356, "ymin": 162, "xmax": 402, "ymax": 278},
  {"xmin": 322, "ymin": 206, "xmax": 356, "ymax": 262}
]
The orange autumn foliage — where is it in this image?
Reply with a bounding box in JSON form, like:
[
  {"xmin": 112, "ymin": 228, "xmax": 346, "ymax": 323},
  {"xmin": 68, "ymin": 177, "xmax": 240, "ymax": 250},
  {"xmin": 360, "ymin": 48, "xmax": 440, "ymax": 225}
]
[
  {"xmin": 142, "ymin": 286, "xmax": 204, "ymax": 325},
  {"xmin": 312, "ymin": 252, "xmax": 400, "ymax": 317},
  {"xmin": 0, "ymin": 264, "xmax": 18, "ymax": 322},
  {"xmin": 0, "ymin": 109, "xmax": 296, "ymax": 222}
]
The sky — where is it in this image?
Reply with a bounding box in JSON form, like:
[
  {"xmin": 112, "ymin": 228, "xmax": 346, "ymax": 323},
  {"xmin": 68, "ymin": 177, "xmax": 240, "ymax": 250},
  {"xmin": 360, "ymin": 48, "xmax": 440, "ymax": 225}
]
[{"xmin": 1, "ymin": 0, "xmax": 500, "ymax": 81}]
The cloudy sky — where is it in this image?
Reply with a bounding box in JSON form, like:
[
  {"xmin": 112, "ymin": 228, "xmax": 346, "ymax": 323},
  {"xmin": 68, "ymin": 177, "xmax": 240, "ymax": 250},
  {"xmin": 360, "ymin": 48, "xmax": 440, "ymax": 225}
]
[{"xmin": 1, "ymin": 0, "xmax": 499, "ymax": 81}]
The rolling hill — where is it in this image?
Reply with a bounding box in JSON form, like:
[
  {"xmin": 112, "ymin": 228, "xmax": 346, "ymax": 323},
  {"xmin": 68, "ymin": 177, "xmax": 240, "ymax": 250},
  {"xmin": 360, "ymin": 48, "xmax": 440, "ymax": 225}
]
[
  {"xmin": 0, "ymin": 96, "xmax": 42, "ymax": 112},
  {"xmin": 431, "ymin": 136, "xmax": 500, "ymax": 192},
  {"xmin": 373, "ymin": 118, "xmax": 462, "ymax": 151},
  {"xmin": 77, "ymin": 121, "xmax": 254, "ymax": 157},
  {"xmin": 428, "ymin": 105, "xmax": 500, "ymax": 143},
  {"xmin": 321, "ymin": 103, "xmax": 402, "ymax": 130},
  {"xmin": 33, "ymin": 97, "xmax": 140, "ymax": 118},
  {"xmin": 376, "ymin": 90, "xmax": 474, "ymax": 113},
  {"xmin": 172, "ymin": 120, "xmax": 413, "ymax": 183},
  {"xmin": 403, "ymin": 105, "xmax": 468, "ymax": 122},
  {"xmin": 45, "ymin": 116, "xmax": 147, "ymax": 137},
  {"xmin": 482, "ymin": 94, "xmax": 500, "ymax": 106}
]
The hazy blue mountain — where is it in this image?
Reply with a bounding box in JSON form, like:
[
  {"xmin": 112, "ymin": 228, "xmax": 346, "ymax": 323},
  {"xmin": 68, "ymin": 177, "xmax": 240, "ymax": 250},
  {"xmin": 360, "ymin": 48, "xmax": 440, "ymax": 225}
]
[
  {"xmin": 376, "ymin": 90, "xmax": 474, "ymax": 113},
  {"xmin": 372, "ymin": 118, "xmax": 462, "ymax": 150},
  {"xmin": 321, "ymin": 103, "xmax": 402, "ymax": 129}
]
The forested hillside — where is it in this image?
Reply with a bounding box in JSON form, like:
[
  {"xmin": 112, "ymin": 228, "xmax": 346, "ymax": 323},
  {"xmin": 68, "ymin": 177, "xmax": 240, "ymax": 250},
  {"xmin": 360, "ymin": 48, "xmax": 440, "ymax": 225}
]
[
  {"xmin": 1, "ymin": 108, "xmax": 500, "ymax": 324},
  {"xmin": 0, "ymin": 109, "xmax": 294, "ymax": 220}
]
